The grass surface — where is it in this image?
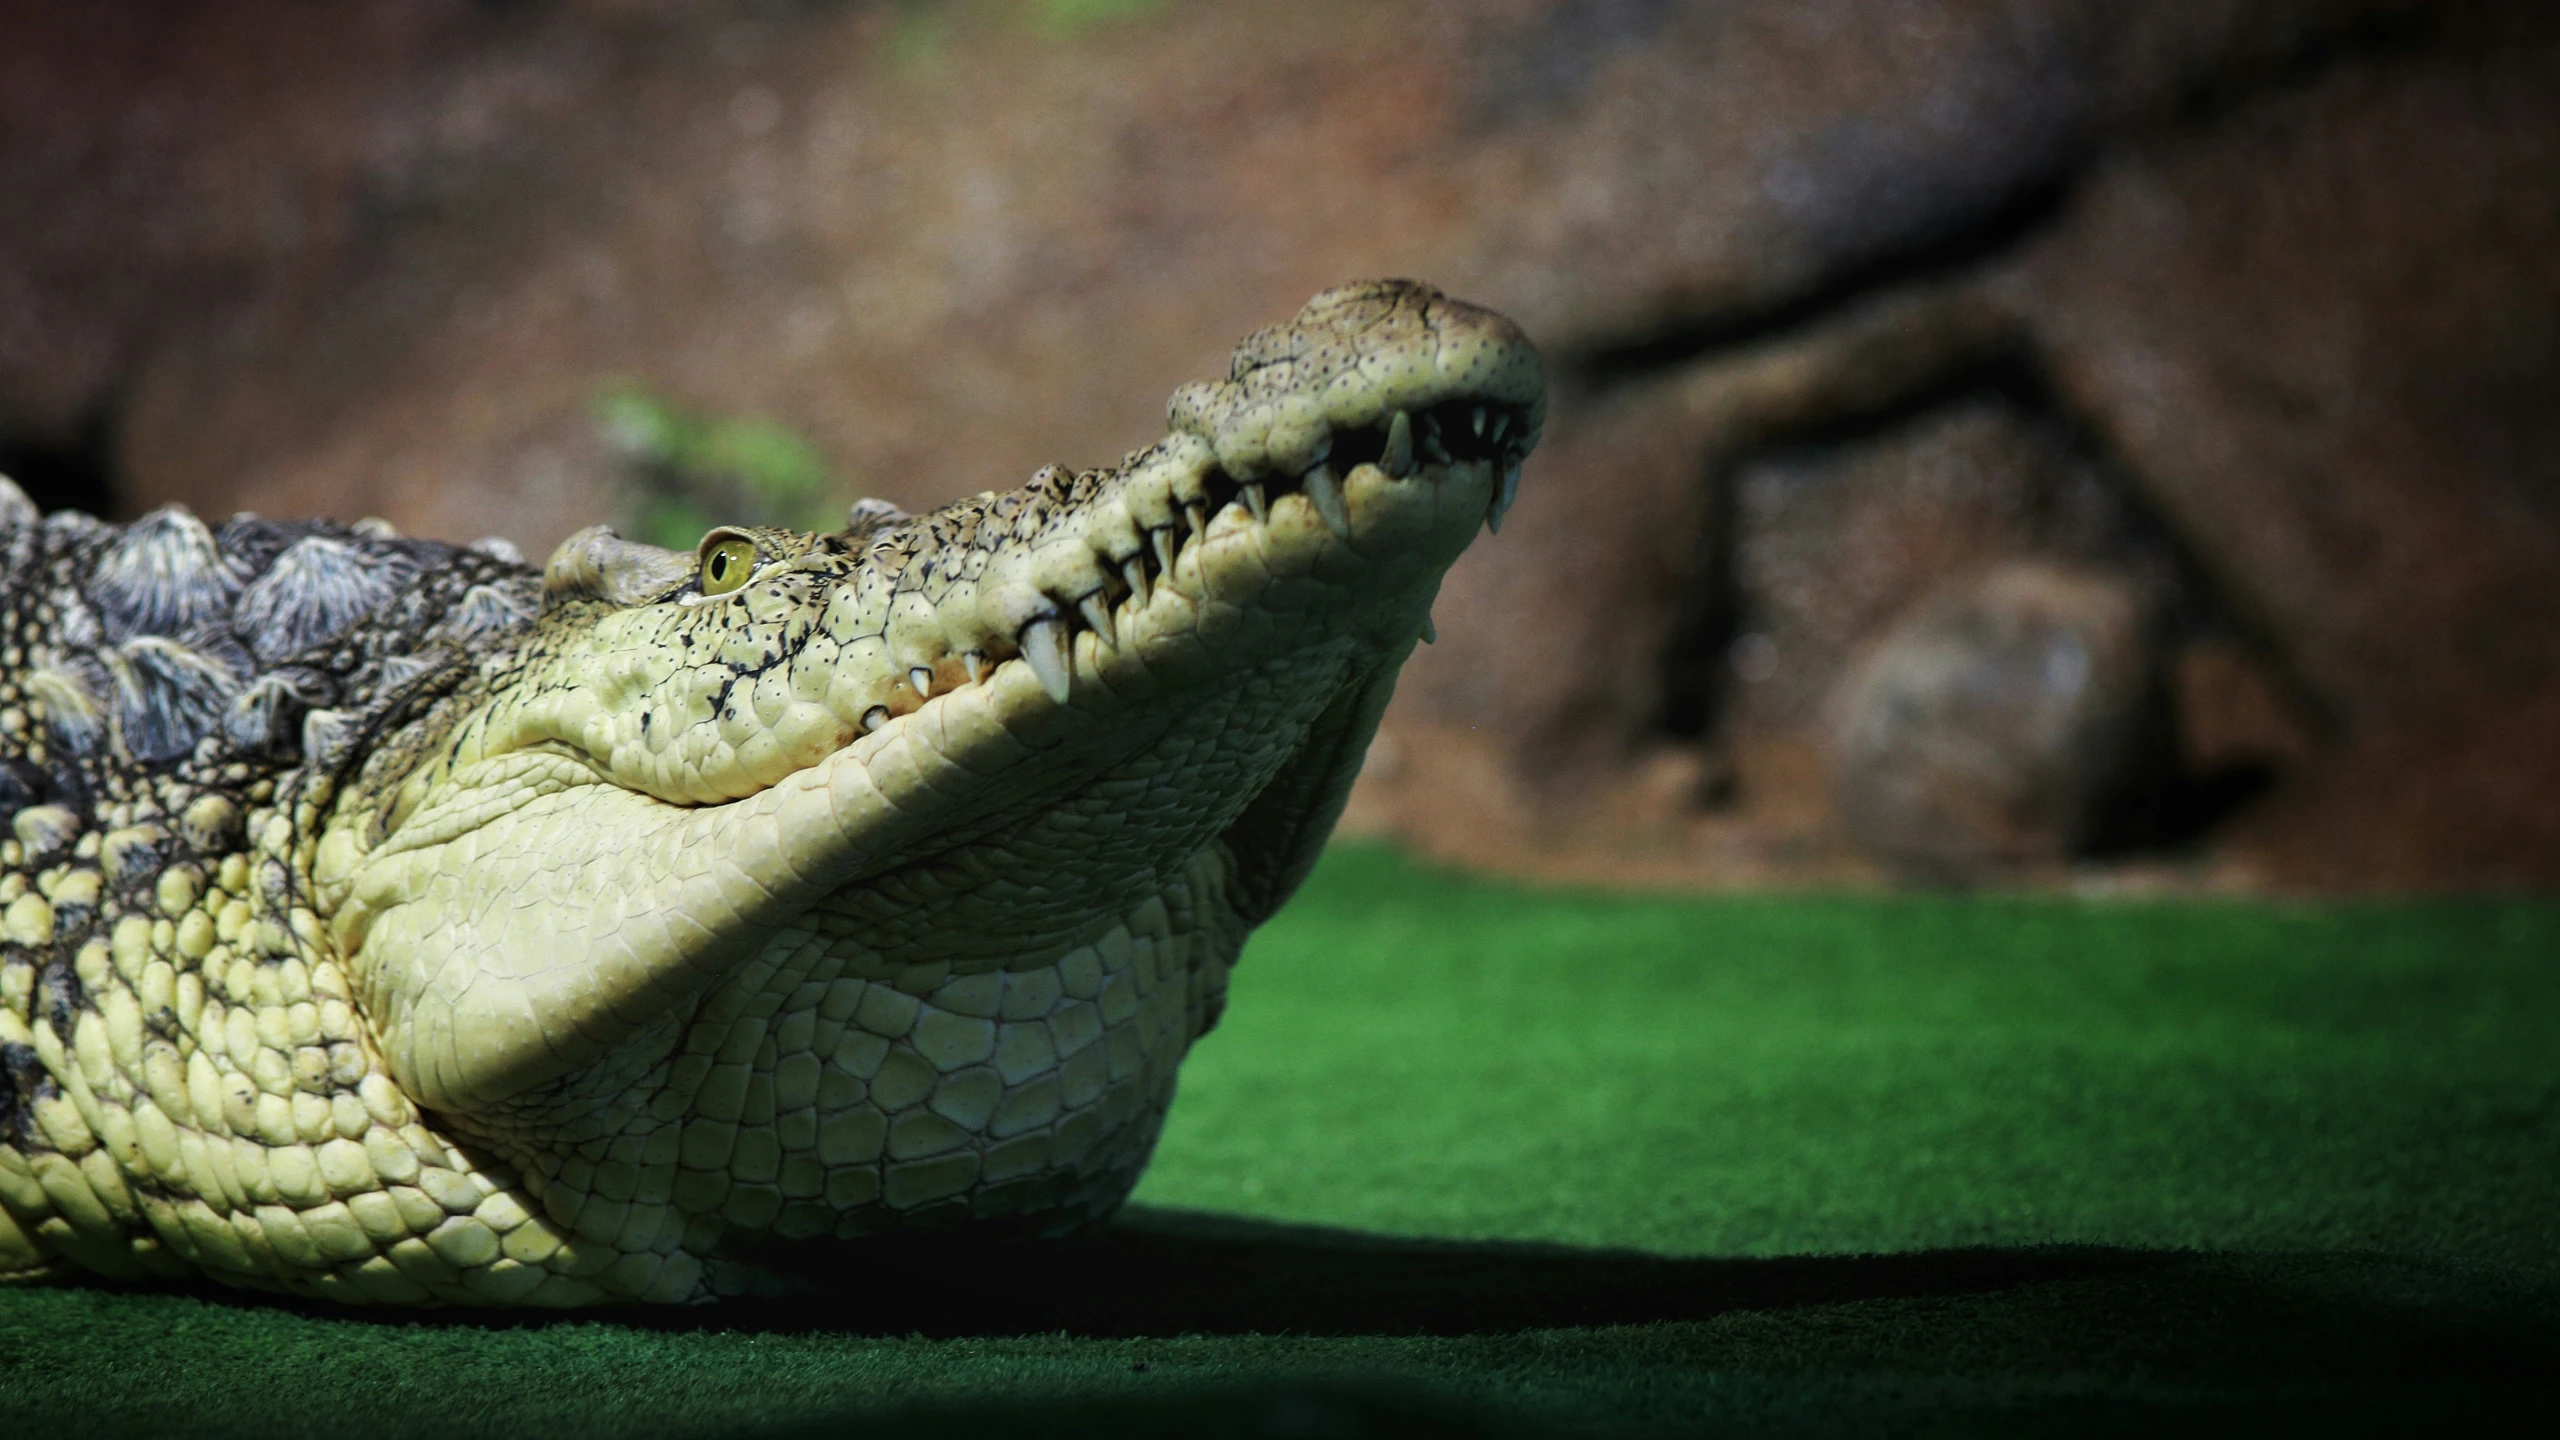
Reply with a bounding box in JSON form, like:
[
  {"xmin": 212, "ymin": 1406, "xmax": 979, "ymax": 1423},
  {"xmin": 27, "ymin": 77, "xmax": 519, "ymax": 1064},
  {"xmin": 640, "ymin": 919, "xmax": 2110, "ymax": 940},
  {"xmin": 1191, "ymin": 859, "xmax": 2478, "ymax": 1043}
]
[{"xmin": 5, "ymin": 845, "xmax": 2556, "ymax": 1437}]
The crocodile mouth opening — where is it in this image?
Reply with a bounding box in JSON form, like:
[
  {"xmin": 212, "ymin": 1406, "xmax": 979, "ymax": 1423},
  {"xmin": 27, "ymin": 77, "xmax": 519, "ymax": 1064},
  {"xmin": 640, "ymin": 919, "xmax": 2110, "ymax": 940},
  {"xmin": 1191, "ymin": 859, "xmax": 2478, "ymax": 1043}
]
[
  {"xmin": 1178, "ymin": 396, "xmax": 1532, "ymax": 536},
  {"xmin": 849, "ymin": 398, "xmax": 1537, "ymax": 752}
]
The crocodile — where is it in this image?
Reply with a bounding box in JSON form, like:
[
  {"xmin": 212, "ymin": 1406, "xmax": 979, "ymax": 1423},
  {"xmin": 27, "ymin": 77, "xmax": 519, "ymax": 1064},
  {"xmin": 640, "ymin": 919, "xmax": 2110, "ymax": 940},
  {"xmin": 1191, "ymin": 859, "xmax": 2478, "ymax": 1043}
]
[{"xmin": 0, "ymin": 280, "xmax": 1541, "ymax": 1306}]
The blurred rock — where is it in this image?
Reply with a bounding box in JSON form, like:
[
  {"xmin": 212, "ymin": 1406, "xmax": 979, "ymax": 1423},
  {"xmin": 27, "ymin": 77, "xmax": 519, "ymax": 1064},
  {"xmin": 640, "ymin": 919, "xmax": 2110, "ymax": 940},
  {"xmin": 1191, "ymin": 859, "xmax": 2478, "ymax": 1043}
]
[
  {"xmin": 1988, "ymin": 11, "xmax": 2560, "ymax": 885},
  {"xmin": 2172, "ymin": 640, "xmax": 2318, "ymax": 779},
  {"xmin": 1717, "ymin": 399, "xmax": 2175, "ymax": 740},
  {"xmin": 1831, "ymin": 562, "xmax": 2169, "ymax": 880},
  {"xmin": 2004, "ymin": 15, "xmax": 2560, "ymax": 733}
]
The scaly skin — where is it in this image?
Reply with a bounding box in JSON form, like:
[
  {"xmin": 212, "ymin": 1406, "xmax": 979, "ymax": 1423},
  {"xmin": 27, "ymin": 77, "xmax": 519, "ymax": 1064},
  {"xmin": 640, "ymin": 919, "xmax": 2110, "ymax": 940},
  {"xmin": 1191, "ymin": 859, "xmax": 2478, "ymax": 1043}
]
[{"xmin": 0, "ymin": 281, "xmax": 1541, "ymax": 1305}]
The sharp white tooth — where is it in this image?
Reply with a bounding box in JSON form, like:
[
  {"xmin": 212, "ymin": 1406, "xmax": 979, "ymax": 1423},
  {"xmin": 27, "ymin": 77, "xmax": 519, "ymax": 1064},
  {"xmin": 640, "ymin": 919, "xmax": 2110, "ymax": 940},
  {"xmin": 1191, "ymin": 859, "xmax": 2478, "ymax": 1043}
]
[
  {"xmin": 1020, "ymin": 618, "xmax": 1072, "ymax": 702},
  {"xmin": 1185, "ymin": 502, "xmax": 1208, "ymax": 538},
  {"xmin": 861, "ymin": 705, "xmax": 891, "ymax": 733},
  {"xmin": 1241, "ymin": 482, "xmax": 1267, "ymax": 523},
  {"xmin": 909, "ymin": 667, "xmax": 933, "ymax": 699},
  {"xmin": 1151, "ymin": 527, "xmax": 1179, "ymax": 577},
  {"xmin": 1123, "ymin": 556, "xmax": 1150, "ymax": 607},
  {"xmin": 1421, "ymin": 414, "xmax": 1453, "ymax": 466},
  {"xmin": 1488, "ymin": 411, "xmax": 1509, "ymax": 445},
  {"xmin": 1487, "ymin": 457, "xmax": 1522, "ymax": 534},
  {"xmin": 1382, "ymin": 410, "xmax": 1414, "ymax": 477},
  {"xmin": 1302, "ymin": 462, "xmax": 1350, "ymax": 540},
  {"xmin": 1078, "ymin": 593, "xmax": 1116, "ymax": 646},
  {"xmin": 1471, "ymin": 405, "xmax": 1486, "ymax": 438},
  {"xmin": 963, "ymin": 651, "xmax": 986, "ymax": 686},
  {"xmin": 1419, "ymin": 612, "xmax": 1437, "ymax": 644}
]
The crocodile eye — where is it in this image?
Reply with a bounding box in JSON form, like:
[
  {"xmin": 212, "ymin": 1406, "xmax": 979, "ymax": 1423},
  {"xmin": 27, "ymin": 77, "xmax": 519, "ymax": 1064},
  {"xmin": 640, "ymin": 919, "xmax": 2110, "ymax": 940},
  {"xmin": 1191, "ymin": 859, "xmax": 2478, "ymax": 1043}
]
[{"xmin": 699, "ymin": 537, "xmax": 757, "ymax": 595}]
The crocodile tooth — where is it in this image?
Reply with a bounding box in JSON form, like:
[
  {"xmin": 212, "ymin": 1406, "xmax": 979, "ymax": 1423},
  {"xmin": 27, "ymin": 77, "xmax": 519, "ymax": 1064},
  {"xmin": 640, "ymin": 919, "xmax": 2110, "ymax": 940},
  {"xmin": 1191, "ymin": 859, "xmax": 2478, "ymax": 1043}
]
[
  {"xmin": 1184, "ymin": 502, "xmax": 1208, "ymax": 539},
  {"xmin": 1020, "ymin": 618, "xmax": 1072, "ymax": 702},
  {"xmin": 1420, "ymin": 414, "xmax": 1453, "ymax": 466},
  {"xmin": 1471, "ymin": 405, "xmax": 1486, "ymax": 438},
  {"xmin": 1488, "ymin": 457, "xmax": 1523, "ymax": 534},
  {"xmin": 1381, "ymin": 411, "xmax": 1414, "ymax": 477},
  {"xmin": 963, "ymin": 651, "xmax": 987, "ymax": 686},
  {"xmin": 910, "ymin": 667, "xmax": 934, "ymax": 699},
  {"xmin": 1078, "ymin": 593, "xmax": 1116, "ymax": 647},
  {"xmin": 862, "ymin": 706, "xmax": 891, "ymax": 733},
  {"xmin": 1419, "ymin": 611, "xmax": 1437, "ymax": 644},
  {"xmin": 1123, "ymin": 556, "xmax": 1150, "ymax": 608},
  {"xmin": 1240, "ymin": 482, "xmax": 1267, "ymax": 524},
  {"xmin": 1302, "ymin": 463, "xmax": 1350, "ymax": 540},
  {"xmin": 1151, "ymin": 527, "xmax": 1178, "ymax": 578}
]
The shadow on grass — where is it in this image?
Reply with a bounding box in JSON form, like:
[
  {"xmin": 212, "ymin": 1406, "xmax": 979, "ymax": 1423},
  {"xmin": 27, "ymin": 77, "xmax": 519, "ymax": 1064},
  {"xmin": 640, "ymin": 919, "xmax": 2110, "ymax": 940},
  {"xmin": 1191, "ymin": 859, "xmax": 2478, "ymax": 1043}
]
[
  {"xmin": 725, "ymin": 1209, "xmax": 2557, "ymax": 1435},
  {"xmin": 724, "ymin": 1204, "xmax": 2181, "ymax": 1338},
  {"xmin": 267, "ymin": 1205, "xmax": 2548, "ymax": 1379},
  {"xmin": 207, "ymin": 1204, "xmax": 2552, "ymax": 1358},
  {"xmin": 27, "ymin": 1208, "xmax": 2557, "ymax": 1437}
]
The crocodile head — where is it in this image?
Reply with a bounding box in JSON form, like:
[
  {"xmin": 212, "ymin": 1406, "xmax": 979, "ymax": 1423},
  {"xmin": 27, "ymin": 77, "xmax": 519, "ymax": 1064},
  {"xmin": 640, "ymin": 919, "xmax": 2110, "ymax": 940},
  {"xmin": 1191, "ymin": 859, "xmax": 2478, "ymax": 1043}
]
[{"xmin": 314, "ymin": 281, "xmax": 1541, "ymax": 1274}]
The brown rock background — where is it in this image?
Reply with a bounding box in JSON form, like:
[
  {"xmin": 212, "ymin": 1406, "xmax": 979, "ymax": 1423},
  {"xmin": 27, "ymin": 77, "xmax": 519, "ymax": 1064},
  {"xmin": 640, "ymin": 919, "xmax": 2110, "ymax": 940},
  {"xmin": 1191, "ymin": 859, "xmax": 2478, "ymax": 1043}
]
[{"xmin": 3, "ymin": 0, "xmax": 2554, "ymax": 889}]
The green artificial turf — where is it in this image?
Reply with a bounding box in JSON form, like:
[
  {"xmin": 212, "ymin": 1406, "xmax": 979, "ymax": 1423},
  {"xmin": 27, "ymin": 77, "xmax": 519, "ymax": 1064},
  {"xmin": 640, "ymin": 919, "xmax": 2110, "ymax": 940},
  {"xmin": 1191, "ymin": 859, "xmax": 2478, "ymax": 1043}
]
[{"xmin": 5, "ymin": 845, "xmax": 2556, "ymax": 1437}]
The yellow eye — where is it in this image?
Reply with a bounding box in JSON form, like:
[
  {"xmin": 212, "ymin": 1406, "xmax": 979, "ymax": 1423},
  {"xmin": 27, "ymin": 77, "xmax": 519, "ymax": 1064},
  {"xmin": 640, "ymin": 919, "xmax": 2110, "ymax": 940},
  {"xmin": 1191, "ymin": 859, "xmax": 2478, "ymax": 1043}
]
[{"xmin": 699, "ymin": 537, "xmax": 757, "ymax": 595}]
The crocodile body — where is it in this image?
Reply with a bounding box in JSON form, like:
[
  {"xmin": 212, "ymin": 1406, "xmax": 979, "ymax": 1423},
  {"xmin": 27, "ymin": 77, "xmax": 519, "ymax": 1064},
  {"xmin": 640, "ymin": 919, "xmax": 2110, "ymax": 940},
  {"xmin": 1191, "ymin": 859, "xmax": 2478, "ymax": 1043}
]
[{"xmin": 0, "ymin": 282, "xmax": 1540, "ymax": 1305}]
